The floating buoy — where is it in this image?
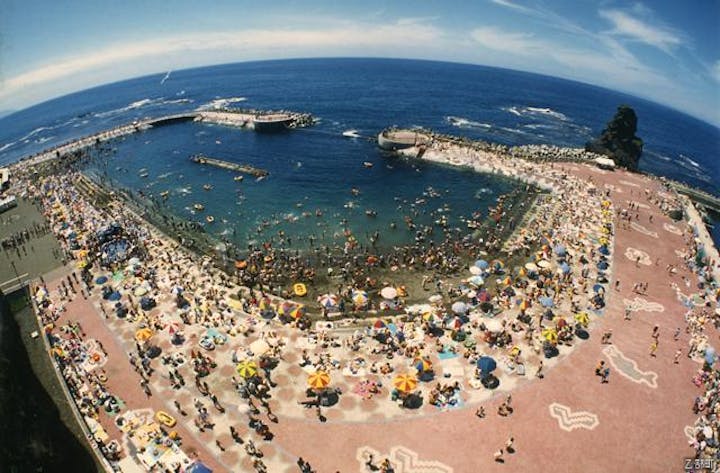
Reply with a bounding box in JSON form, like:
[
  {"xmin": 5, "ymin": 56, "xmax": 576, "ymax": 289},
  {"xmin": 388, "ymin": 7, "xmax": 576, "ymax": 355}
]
[
  {"xmin": 155, "ymin": 411, "xmax": 177, "ymax": 428},
  {"xmin": 293, "ymin": 283, "xmax": 307, "ymax": 297}
]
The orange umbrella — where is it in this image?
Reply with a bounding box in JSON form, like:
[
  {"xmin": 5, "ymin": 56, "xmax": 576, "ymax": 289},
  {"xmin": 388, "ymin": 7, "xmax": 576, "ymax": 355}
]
[
  {"xmin": 308, "ymin": 370, "xmax": 331, "ymax": 390},
  {"xmin": 235, "ymin": 260, "xmax": 248, "ymax": 269},
  {"xmin": 392, "ymin": 373, "xmax": 418, "ymax": 393}
]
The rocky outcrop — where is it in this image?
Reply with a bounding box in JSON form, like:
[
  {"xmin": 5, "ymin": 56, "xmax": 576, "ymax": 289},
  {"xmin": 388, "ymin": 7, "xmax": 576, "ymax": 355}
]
[{"xmin": 585, "ymin": 105, "xmax": 643, "ymax": 171}]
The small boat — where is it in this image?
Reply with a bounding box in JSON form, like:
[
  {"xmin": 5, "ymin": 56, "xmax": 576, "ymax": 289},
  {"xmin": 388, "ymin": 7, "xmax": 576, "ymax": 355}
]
[
  {"xmin": 351, "ymin": 188, "xmax": 360, "ymax": 196},
  {"xmin": 206, "ymin": 215, "xmax": 215, "ymax": 223},
  {"xmin": 234, "ymin": 175, "xmax": 244, "ymax": 182},
  {"xmin": 342, "ymin": 129, "xmax": 361, "ymax": 138},
  {"xmin": 363, "ymin": 162, "xmax": 374, "ymax": 168},
  {"xmin": 203, "ymin": 184, "xmax": 213, "ymax": 191},
  {"xmin": 193, "ymin": 203, "xmax": 204, "ymax": 211},
  {"xmin": 160, "ymin": 191, "xmax": 169, "ymax": 199},
  {"xmin": 365, "ymin": 209, "xmax": 377, "ymax": 217},
  {"xmin": 139, "ymin": 172, "xmax": 149, "ymax": 178}
]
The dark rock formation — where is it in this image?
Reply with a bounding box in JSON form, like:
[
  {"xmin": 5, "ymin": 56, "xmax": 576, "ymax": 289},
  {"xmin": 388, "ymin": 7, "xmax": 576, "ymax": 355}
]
[{"xmin": 585, "ymin": 105, "xmax": 644, "ymax": 171}]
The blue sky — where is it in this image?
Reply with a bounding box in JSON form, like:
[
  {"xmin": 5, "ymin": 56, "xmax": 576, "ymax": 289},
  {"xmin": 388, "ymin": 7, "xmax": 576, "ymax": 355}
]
[{"xmin": 0, "ymin": 0, "xmax": 718, "ymax": 124}]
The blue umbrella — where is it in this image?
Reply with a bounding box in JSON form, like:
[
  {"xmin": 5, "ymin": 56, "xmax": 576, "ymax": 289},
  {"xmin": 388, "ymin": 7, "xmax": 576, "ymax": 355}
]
[
  {"xmin": 597, "ymin": 261, "xmax": 609, "ymax": 270},
  {"xmin": 539, "ymin": 296, "xmax": 554, "ymax": 308},
  {"xmin": 468, "ymin": 275, "xmax": 485, "ymax": 287},
  {"xmin": 560, "ymin": 262, "xmax": 570, "ymax": 274},
  {"xmin": 554, "ymin": 245, "xmax": 566, "ymax": 256},
  {"xmin": 477, "ymin": 356, "xmax": 497, "ymax": 374},
  {"xmin": 593, "ymin": 284, "xmax": 605, "ymax": 293},
  {"xmin": 598, "ymin": 246, "xmax": 610, "ymax": 255},
  {"xmin": 107, "ymin": 291, "xmax": 121, "ymax": 301},
  {"xmin": 475, "ymin": 259, "xmax": 489, "ymax": 270},
  {"xmin": 95, "ymin": 276, "xmax": 108, "ymax": 285}
]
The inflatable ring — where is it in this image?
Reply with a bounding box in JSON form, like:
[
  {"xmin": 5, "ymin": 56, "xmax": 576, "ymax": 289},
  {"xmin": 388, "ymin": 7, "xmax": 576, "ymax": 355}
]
[
  {"xmin": 91, "ymin": 353, "xmax": 101, "ymax": 363},
  {"xmin": 293, "ymin": 283, "xmax": 307, "ymax": 297},
  {"xmin": 155, "ymin": 411, "xmax": 177, "ymax": 428},
  {"xmin": 98, "ymin": 373, "xmax": 108, "ymax": 383},
  {"xmin": 390, "ymin": 265, "xmax": 398, "ymax": 272}
]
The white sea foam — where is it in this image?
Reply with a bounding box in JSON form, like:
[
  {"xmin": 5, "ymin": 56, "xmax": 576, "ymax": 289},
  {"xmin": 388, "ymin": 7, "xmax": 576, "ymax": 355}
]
[
  {"xmin": 645, "ymin": 150, "xmax": 671, "ymax": 162},
  {"xmin": 680, "ymin": 154, "xmax": 701, "ymax": 168},
  {"xmin": 502, "ymin": 106, "xmax": 569, "ymax": 121},
  {"xmin": 94, "ymin": 98, "xmax": 162, "ymax": 118},
  {"xmin": 0, "ymin": 141, "xmax": 16, "ymax": 152},
  {"xmin": 446, "ymin": 116, "xmax": 492, "ymax": 130},
  {"xmin": 196, "ymin": 97, "xmax": 248, "ymax": 111}
]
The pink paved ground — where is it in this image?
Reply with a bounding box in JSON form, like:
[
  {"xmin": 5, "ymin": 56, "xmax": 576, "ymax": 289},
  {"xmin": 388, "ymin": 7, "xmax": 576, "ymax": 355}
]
[{"xmin": 48, "ymin": 164, "xmax": 709, "ymax": 472}]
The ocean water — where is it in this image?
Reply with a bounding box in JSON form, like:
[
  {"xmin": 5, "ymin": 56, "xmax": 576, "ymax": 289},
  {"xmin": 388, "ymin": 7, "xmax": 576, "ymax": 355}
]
[{"xmin": 0, "ymin": 58, "xmax": 718, "ymax": 246}]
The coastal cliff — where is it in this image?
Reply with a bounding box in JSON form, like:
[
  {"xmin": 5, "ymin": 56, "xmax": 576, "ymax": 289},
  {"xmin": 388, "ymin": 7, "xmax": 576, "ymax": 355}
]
[{"xmin": 586, "ymin": 105, "xmax": 644, "ymax": 171}]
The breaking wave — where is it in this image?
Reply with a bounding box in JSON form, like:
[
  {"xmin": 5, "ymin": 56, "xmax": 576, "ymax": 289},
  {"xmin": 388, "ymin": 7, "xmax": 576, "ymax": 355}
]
[
  {"xmin": 446, "ymin": 116, "xmax": 492, "ymax": 130},
  {"xmin": 502, "ymin": 106, "xmax": 569, "ymax": 122},
  {"xmin": 196, "ymin": 97, "xmax": 248, "ymax": 111}
]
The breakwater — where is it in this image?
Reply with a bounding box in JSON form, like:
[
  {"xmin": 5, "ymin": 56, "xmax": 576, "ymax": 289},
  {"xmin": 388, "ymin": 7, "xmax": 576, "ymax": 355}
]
[
  {"xmin": 12, "ymin": 108, "xmax": 314, "ymax": 170},
  {"xmin": 190, "ymin": 154, "xmax": 269, "ymax": 177}
]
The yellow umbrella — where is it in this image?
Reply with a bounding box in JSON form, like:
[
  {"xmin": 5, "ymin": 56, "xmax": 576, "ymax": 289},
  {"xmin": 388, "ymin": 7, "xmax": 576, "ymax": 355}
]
[
  {"xmin": 308, "ymin": 370, "xmax": 331, "ymax": 390},
  {"xmin": 392, "ymin": 373, "xmax": 418, "ymax": 393},
  {"xmin": 226, "ymin": 298, "xmax": 243, "ymax": 310},
  {"xmin": 135, "ymin": 328, "xmax": 153, "ymax": 342},
  {"xmin": 542, "ymin": 328, "xmax": 558, "ymax": 344},
  {"xmin": 289, "ymin": 305, "xmax": 304, "ymax": 319},
  {"xmin": 236, "ymin": 360, "xmax": 258, "ymax": 379},
  {"xmin": 574, "ymin": 312, "xmax": 589, "ymax": 327}
]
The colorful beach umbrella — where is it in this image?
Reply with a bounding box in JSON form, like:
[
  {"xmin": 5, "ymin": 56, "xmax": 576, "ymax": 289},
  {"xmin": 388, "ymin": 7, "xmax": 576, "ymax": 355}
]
[
  {"xmin": 308, "ymin": 370, "xmax": 331, "ymax": 390},
  {"xmin": 134, "ymin": 328, "xmax": 153, "ymax": 342},
  {"xmin": 373, "ymin": 319, "xmax": 387, "ymax": 330},
  {"xmin": 352, "ymin": 291, "xmax": 369, "ymax": 308},
  {"xmin": 469, "ymin": 265, "xmax": 482, "ymax": 275},
  {"xmin": 318, "ymin": 294, "xmax": 339, "ymax": 308},
  {"xmin": 289, "ymin": 305, "xmax": 305, "ymax": 320},
  {"xmin": 414, "ymin": 358, "xmax": 433, "ymax": 372},
  {"xmin": 524, "ymin": 262, "xmax": 538, "ymax": 272},
  {"xmin": 392, "ymin": 373, "xmax": 418, "ymax": 393},
  {"xmin": 491, "ymin": 259, "xmax": 504, "ymax": 271},
  {"xmin": 236, "ymin": 360, "xmax": 258, "ymax": 379}
]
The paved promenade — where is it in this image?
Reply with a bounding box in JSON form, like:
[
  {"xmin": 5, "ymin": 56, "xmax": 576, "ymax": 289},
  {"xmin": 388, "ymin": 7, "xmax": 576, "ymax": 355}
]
[{"xmin": 34, "ymin": 161, "xmax": 715, "ymax": 472}]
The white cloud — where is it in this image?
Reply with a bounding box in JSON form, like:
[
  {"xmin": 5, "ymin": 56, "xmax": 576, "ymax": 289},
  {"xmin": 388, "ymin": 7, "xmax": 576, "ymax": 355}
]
[
  {"xmin": 471, "ymin": 27, "xmax": 537, "ymax": 54},
  {"xmin": 489, "ymin": 0, "xmax": 532, "ymax": 14},
  {"xmin": 599, "ymin": 9, "xmax": 683, "ymax": 53},
  {"xmin": 470, "ymin": 25, "xmax": 672, "ymax": 90},
  {"xmin": 711, "ymin": 60, "xmax": 720, "ymax": 82},
  {"xmin": 0, "ymin": 20, "xmax": 444, "ymax": 109}
]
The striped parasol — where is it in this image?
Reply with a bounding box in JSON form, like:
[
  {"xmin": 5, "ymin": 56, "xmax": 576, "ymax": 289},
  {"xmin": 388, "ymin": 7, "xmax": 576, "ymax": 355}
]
[
  {"xmin": 308, "ymin": 370, "xmax": 331, "ymax": 390},
  {"xmin": 392, "ymin": 373, "xmax": 418, "ymax": 393}
]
